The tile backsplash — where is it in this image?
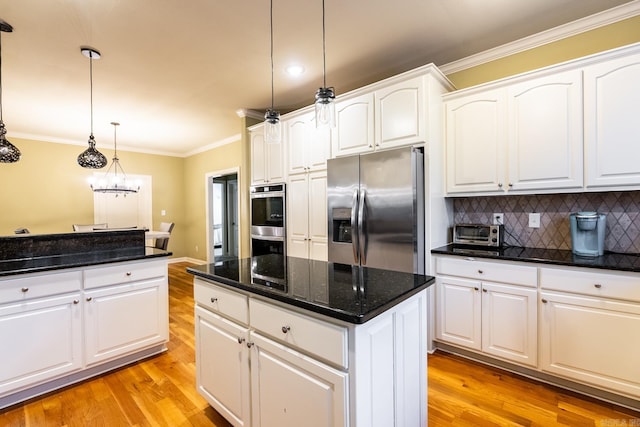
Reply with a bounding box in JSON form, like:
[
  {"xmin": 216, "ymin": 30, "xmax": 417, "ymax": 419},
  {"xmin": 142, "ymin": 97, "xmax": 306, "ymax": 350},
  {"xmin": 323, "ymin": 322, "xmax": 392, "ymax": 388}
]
[{"xmin": 452, "ymin": 191, "xmax": 640, "ymax": 254}]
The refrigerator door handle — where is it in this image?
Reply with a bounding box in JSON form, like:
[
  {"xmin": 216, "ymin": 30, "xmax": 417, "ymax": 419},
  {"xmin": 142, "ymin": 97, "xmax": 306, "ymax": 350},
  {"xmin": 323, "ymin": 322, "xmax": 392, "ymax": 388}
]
[
  {"xmin": 351, "ymin": 189, "xmax": 359, "ymax": 263},
  {"xmin": 358, "ymin": 189, "xmax": 367, "ymax": 266}
]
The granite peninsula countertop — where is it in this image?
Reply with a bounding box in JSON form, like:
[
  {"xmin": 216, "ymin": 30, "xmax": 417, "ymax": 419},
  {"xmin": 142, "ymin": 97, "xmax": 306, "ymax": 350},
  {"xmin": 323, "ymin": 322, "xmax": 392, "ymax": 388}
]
[
  {"xmin": 187, "ymin": 254, "xmax": 435, "ymax": 324},
  {"xmin": 0, "ymin": 230, "xmax": 171, "ymax": 277},
  {"xmin": 431, "ymin": 244, "xmax": 640, "ymax": 273}
]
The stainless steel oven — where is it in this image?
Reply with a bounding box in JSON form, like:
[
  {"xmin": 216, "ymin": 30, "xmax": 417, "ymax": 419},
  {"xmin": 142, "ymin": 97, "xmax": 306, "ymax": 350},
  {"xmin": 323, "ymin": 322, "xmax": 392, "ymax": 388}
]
[{"xmin": 250, "ymin": 183, "xmax": 286, "ymax": 256}]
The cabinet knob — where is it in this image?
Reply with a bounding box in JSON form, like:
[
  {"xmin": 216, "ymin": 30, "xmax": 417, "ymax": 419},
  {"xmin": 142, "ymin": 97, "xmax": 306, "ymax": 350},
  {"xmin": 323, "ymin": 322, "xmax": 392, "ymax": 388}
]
[
  {"xmin": 482, "ymin": 289, "xmax": 487, "ymax": 293},
  {"xmin": 478, "ymin": 270, "xmax": 483, "ymax": 274},
  {"xmin": 86, "ymin": 297, "xmax": 93, "ymax": 302},
  {"xmin": 21, "ymin": 287, "xmax": 29, "ymax": 293},
  {"xmin": 474, "ymin": 287, "xmax": 479, "ymax": 291},
  {"xmin": 126, "ymin": 272, "xmax": 132, "ymax": 276},
  {"xmin": 594, "ymin": 284, "xmax": 602, "ymax": 289},
  {"xmin": 281, "ymin": 325, "xmax": 291, "ymax": 334},
  {"xmin": 246, "ymin": 342, "xmax": 254, "ymax": 348},
  {"xmin": 210, "ymin": 297, "xmax": 218, "ymax": 303},
  {"xmin": 73, "ymin": 299, "xmax": 80, "ymax": 304},
  {"xmin": 508, "ymin": 183, "xmax": 513, "ymax": 188},
  {"xmin": 541, "ymin": 299, "xmax": 548, "ymax": 304},
  {"xmin": 498, "ymin": 183, "xmax": 503, "ymax": 188},
  {"xmin": 237, "ymin": 337, "xmax": 246, "ymax": 344}
]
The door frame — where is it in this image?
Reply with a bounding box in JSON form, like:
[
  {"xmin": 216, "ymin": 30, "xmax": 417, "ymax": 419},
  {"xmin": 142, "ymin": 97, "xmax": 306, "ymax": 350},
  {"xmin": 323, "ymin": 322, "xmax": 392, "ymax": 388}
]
[{"xmin": 205, "ymin": 167, "xmax": 241, "ymax": 263}]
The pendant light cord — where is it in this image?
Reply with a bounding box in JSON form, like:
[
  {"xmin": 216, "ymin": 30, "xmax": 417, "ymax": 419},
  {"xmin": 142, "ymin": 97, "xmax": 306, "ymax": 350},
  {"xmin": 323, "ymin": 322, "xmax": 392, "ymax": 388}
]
[
  {"xmin": 0, "ymin": 28, "xmax": 4, "ymax": 123},
  {"xmin": 270, "ymin": 0, "xmax": 275, "ymax": 110},
  {"xmin": 89, "ymin": 50, "xmax": 94, "ymax": 137},
  {"xmin": 322, "ymin": 0, "xmax": 327, "ymax": 88}
]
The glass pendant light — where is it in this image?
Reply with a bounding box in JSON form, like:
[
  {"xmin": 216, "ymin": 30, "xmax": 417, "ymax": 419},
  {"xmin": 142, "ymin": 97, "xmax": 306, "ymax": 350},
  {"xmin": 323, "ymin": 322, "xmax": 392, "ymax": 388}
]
[
  {"xmin": 314, "ymin": 0, "xmax": 335, "ymax": 128},
  {"xmin": 264, "ymin": 0, "xmax": 281, "ymax": 144},
  {"xmin": 77, "ymin": 47, "xmax": 107, "ymax": 169},
  {"xmin": 89, "ymin": 122, "xmax": 140, "ymax": 196},
  {"xmin": 0, "ymin": 19, "xmax": 20, "ymax": 163}
]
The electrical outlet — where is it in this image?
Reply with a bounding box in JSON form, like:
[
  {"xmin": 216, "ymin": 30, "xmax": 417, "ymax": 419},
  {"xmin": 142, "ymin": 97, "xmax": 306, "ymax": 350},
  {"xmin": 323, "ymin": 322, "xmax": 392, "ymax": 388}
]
[
  {"xmin": 529, "ymin": 213, "xmax": 541, "ymax": 228},
  {"xmin": 492, "ymin": 213, "xmax": 504, "ymax": 225}
]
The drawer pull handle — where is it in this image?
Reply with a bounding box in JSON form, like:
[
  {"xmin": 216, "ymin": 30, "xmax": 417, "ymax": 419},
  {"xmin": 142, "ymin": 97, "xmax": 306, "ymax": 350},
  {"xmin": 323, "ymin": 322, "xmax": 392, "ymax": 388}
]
[
  {"xmin": 126, "ymin": 272, "xmax": 132, "ymax": 276},
  {"xmin": 73, "ymin": 299, "xmax": 80, "ymax": 304},
  {"xmin": 21, "ymin": 287, "xmax": 29, "ymax": 293},
  {"xmin": 237, "ymin": 337, "xmax": 245, "ymax": 344},
  {"xmin": 281, "ymin": 326, "xmax": 291, "ymax": 334},
  {"xmin": 478, "ymin": 270, "xmax": 483, "ymax": 274},
  {"xmin": 86, "ymin": 297, "xmax": 93, "ymax": 302},
  {"xmin": 210, "ymin": 297, "xmax": 218, "ymax": 303},
  {"xmin": 541, "ymin": 299, "xmax": 548, "ymax": 304},
  {"xmin": 594, "ymin": 284, "xmax": 602, "ymax": 289},
  {"xmin": 246, "ymin": 342, "xmax": 254, "ymax": 348}
]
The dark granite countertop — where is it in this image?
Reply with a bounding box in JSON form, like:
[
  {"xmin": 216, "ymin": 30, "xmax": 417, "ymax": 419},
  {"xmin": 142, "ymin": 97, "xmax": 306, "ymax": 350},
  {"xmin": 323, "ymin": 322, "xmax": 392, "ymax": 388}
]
[
  {"xmin": 431, "ymin": 244, "xmax": 640, "ymax": 273},
  {"xmin": 187, "ymin": 254, "xmax": 435, "ymax": 324},
  {"xmin": 0, "ymin": 247, "xmax": 171, "ymax": 277}
]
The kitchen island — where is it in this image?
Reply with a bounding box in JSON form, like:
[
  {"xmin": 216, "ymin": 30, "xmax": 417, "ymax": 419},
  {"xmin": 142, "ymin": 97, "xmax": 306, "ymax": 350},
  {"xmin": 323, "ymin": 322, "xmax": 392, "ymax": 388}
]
[
  {"xmin": 0, "ymin": 230, "xmax": 171, "ymax": 409},
  {"xmin": 187, "ymin": 255, "xmax": 435, "ymax": 427}
]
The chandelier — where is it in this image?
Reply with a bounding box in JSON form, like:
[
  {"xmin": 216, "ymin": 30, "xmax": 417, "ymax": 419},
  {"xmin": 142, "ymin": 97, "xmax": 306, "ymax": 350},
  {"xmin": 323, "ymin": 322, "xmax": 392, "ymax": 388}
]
[{"xmin": 89, "ymin": 122, "xmax": 140, "ymax": 196}]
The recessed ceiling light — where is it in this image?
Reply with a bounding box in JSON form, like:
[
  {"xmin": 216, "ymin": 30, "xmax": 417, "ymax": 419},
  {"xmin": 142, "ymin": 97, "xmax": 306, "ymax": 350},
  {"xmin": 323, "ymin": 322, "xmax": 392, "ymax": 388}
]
[{"xmin": 285, "ymin": 64, "xmax": 305, "ymax": 76}]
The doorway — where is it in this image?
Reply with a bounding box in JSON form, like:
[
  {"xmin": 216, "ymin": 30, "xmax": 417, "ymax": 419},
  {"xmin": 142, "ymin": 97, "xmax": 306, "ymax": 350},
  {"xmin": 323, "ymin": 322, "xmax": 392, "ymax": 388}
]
[{"xmin": 207, "ymin": 170, "xmax": 239, "ymax": 262}]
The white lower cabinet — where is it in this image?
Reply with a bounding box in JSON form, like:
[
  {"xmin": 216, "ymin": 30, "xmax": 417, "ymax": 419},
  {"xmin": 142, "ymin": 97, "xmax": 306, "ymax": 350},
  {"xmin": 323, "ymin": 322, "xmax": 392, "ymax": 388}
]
[
  {"xmin": 0, "ymin": 259, "xmax": 169, "ymax": 408},
  {"xmin": 435, "ymin": 256, "xmax": 538, "ymax": 367},
  {"xmin": 194, "ymin": 276, "xmax": 428, "ymax": 427},
  {"xmin": 539, "ymin": 266, "xmax": 640, "ymax": 398}
]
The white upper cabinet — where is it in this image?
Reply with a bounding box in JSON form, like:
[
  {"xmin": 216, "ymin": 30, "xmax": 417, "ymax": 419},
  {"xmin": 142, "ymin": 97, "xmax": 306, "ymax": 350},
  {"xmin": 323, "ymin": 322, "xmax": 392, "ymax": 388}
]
[
  {"xmin": 251, "ymin": 125, "xmax": 285, "ymax": 185},
  {"xmin": 333, "ymin": 92, "xmax": 375, "ymax": 157},
  {"xmin": 445, "ymin": 88, "xmax": 506, "ymax": 194},
  {"xmin": 506, "ymin": 70, "xmax": 584, "ymax": 192},
  {"xmin": 375, "ymin": 76, "xmax": 425, "ymax": 149},
  {"xmin": 445, "ymin": 70, "xmax": 583, "ymax": 195},
  {"xmin": 584, "ymin": 51, "xmax": 640, "ymax": 189},
  {"xmin": 286, "ymin": 111, "xmax": 331, "ymax": 176}
]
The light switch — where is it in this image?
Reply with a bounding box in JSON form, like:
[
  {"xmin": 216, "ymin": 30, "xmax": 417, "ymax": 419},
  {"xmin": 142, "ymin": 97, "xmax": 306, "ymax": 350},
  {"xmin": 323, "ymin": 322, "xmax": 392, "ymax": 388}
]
[
  {"xmin": 161, "ymin": 210, "xmax": 166, "ymax": 216},
  {"xmin": 529, "ymin": 213, "xmax": 541, "ymax": 228}
]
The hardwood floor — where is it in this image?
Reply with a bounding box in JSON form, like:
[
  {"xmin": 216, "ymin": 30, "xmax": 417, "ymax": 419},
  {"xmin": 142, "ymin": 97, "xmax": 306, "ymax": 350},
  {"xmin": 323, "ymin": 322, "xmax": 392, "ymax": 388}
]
[{"xmin": 1, "ymin": 261, "xmax": 638, "ymax": 426}]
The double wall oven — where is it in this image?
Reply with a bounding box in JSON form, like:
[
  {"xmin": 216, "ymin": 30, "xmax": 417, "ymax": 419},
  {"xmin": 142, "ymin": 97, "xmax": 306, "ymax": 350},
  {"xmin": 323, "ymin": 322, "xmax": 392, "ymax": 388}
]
[{"xmin": 250, "ymin": 183, "xmax": 286, "ymax": 257}]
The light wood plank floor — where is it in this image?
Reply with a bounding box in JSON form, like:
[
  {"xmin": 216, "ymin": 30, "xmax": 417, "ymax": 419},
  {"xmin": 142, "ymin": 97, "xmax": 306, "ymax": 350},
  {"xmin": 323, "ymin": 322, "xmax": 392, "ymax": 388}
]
[{"xmin": 1, "ymin": 261, "xmax": 638, "ymax": 426}]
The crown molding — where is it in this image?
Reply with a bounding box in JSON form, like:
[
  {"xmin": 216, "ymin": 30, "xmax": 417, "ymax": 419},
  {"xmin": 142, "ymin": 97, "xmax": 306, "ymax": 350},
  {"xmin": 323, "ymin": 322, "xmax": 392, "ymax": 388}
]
[
  {"xmin": 439, "ymin": 0, "xmax": 640, "ymax": 75},
  {"xmin": 184, "ymin": 134, "xmax": 241, "ymax": 157}
]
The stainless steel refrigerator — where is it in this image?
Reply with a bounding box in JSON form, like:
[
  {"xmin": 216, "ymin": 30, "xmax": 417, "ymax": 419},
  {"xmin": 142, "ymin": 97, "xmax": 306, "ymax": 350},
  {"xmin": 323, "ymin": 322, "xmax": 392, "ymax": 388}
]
[{"xmin": 327, "ymin": 146, "xmax": 425, "ymax": 274}]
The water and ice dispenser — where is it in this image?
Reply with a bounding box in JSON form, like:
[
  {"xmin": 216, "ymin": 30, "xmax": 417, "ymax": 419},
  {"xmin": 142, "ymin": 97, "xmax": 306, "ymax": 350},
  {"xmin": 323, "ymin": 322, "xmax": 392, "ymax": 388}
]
[{"xmin": 569, "ymin": 212, "xmax": 606, "ymax": 257}]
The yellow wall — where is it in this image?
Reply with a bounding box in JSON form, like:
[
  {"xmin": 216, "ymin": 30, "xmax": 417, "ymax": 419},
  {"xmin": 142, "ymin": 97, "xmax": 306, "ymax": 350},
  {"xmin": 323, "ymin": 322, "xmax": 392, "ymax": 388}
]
[
  {"xmin": 447, "ymin": 15, "xmax": 640, "ymax": 89},
  {"xmin": 0, "ymin": 137, "xmax": 186, "ymax": 257}
]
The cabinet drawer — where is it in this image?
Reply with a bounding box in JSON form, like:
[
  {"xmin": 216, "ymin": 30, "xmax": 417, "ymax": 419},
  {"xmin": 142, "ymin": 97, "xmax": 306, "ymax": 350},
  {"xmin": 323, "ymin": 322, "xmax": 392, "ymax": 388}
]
[
  {"xmin": 436, "ymin": 256, "xmax": 537, "ymax": 287},
  {"xmin": 249, "ymin": 298, "xmax": 348, "ymax": 369},
  {"xmin": 84, "ymin": 260, "xmax": 166, "ymax": 290},
  {"xmin": 540, "ymin": 267, "xmax": 640, "ymax": 302},
  {"xmin": 194, "ymin": 278, "xmax": 248, "ymax": 325},
  {"xmin": 0, "ymin": 270, "xmax": 82, "ymax": 304}
]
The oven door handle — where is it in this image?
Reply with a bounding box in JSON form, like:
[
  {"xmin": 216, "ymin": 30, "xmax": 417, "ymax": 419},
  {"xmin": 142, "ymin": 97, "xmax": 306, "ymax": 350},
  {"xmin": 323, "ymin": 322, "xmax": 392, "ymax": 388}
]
[{"xmin": 351, "ymin": 189, "xmax": 359, "ymax": 264}]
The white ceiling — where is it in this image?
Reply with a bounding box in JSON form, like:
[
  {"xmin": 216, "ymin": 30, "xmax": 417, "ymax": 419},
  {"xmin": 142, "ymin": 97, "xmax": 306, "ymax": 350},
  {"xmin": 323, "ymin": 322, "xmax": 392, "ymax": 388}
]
[{"xmin": 0, "ymin": 0, "xmax": 635, "ymax": 156}]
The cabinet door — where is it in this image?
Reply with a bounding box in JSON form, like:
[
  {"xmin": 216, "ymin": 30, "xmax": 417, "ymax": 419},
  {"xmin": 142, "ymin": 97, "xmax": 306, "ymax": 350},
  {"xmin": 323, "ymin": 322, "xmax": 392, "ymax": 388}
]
[
  {"xmin": 333, "ymin": 92, "xmax": 375, "ymax": 157},
  {"xmin": 308, "ymin": 172, "xmax": 328, "ymax": 261},
  {"xmin": 445, "ymin": 89, "xmax": 507, "ymax": 194},
  {"xmin": 195, "ymin": 306, "xmax": 251, "ymax": 427},
  {"xmin": 481, "ymin": 282, "xmax": 537, "ymax": 366},
  {"xmin": 507, "ymin": 70, "xmax": 583, "ymax": 192},
  {"xmin": 307, "ymin": 115, "xmax": 331, "ymax": 171},
  {"xmin": 250, "ymin": 332, "xmax": 348, "ymax": 427},
  {"xmin": 266, "ymin": 138, "xmax": 285, "ymax": 183},
  {"xmin": 584, "ymin": 52, "xmax": 640, "ymax": 189},
  {"xmin": 0, "ymin": 293, "xmax": 82, "ymax": 396},
  {"xmin": 375, "ymin": 76, "xmax": 425, "ymax": 149},
  {"xmin": 435, "ymin": 276, "xmax": 481, "ymax": 350},
  {"xmin": 84, "ymin": 277, "xmax": 168, "ymax": 366},
  {"xmin": 287, "ymin": 117, "xmax": 308, "ymax": 176},
  {"xmin": 287, "ymin": 174, "xmax": 310, "ymax": 259},
  {"xmin": 540, "ymin": 291, "xmax": 640, "ymax": 398},
  {"xmin": 251, "ymin": 130, "xmax": 267, "ymax": 185}
]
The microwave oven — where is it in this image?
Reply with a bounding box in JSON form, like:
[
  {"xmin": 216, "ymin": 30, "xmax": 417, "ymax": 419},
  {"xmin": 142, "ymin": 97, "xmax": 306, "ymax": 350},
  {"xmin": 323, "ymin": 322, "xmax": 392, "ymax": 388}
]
[{"xmin": 453, "ymin": 224, "xmax": 503, "ymax": 247}]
